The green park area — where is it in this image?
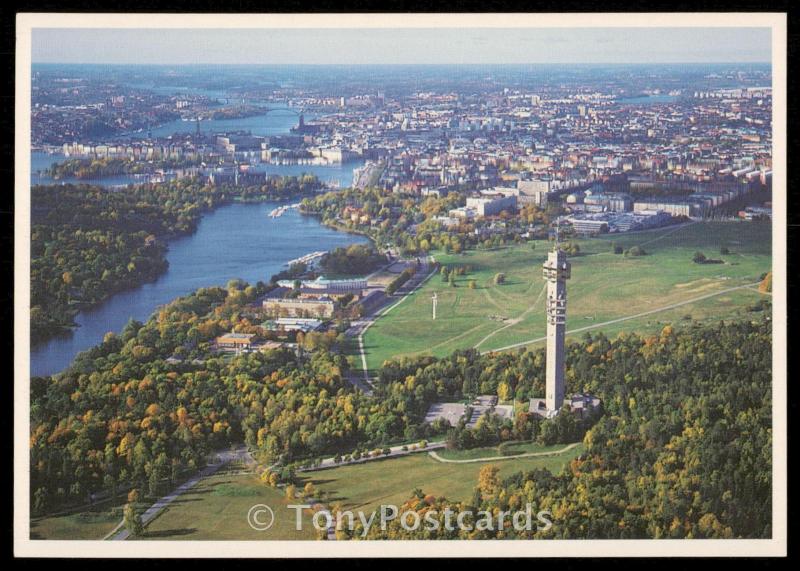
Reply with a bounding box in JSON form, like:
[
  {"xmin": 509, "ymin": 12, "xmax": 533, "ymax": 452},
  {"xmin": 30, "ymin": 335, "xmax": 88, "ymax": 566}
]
[
  {"xmin": 132, "ymin": 466, "xmax": 317, "ymax": 541},
  {"xmin": 31, "ymin": 464, "xmax": 317, "ymax": 541},
  {"xmin": 433, "ymin": 441, "xmax": 578, "ymax": 461},
  {"xmin": 31, "ymin": 447, "xmax": 582, "ymax": 540},
  {"xmin": 361, "ymin": 221, "xmax": 772, "ymax": 371},
  {"xmin": 298, "ymin": 444, "xmax": 584, "ymax": 514},
  {"xmin": 31, "ymin": 501, "xmax": 125, "ymax": 540}
]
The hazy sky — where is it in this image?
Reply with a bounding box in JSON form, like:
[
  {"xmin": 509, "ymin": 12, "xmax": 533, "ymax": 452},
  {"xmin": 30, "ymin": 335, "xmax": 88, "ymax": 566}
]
[{"xmin": 31, "ymin": 27, "xmax": 772, "ymax": 65}]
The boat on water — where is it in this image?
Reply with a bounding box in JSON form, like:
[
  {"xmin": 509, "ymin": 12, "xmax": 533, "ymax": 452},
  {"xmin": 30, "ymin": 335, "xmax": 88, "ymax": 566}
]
[
  {"xmin": 268, "ymin": 204, "xmax": 301, "ymax": 218},
  {"xmin": 285, "ymin": 251, "xmax": 327, "ymax": 267}
]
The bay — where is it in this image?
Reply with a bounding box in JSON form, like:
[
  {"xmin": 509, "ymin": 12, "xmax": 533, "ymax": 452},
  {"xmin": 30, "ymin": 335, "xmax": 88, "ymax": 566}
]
[
  {"xmin": 32, "ymin": 106, "xmax": 363, "ymax": 189},
  {"xmin": 30, "ymin": 201, "xmax": 369, "ymax": 377},
  {"xmin": 30, "ymin": 94, "xmax": 367, "ymax": 376}
]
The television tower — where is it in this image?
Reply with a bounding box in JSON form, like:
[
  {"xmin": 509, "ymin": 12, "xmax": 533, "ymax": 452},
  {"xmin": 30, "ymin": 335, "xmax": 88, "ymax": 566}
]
[
  {"xmin": 542, "ymin": 236, "xmax": 571, "ymax": 413},
  {"xmin": 431, "ymin": 292, "xmax": 438, "ymax": 320}
]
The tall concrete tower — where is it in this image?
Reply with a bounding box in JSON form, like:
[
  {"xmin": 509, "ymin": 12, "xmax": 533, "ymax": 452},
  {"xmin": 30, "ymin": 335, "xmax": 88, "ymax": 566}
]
[{"xmin": 542, "ymin": 247, "xmax": 571, "ymax": 412}]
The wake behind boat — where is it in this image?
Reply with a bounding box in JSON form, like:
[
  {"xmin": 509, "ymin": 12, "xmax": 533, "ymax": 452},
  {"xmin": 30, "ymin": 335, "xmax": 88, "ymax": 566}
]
[{"xmin": 268, "ymin": 204, "xmax": 301, "ymax": 218}]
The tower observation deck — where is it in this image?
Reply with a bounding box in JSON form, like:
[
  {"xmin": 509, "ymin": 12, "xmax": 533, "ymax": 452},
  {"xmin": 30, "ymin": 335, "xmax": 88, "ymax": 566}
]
[{"xmin": 543, "ymin": 248, "xmax": 571, "ymax": 412}]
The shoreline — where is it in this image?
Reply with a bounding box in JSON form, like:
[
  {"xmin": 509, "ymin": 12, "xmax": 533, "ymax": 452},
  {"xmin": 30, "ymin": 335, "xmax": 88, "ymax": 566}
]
[
  {"xmin": 32, "ymin": 185, "xmax": 322, "ymax": 344},
  {"xmin": 31, "ymin": 191, "xmax": 367, "ymax": 374},
  {"xmin": 299, "ymin": 209, "xmax": 377, "ymax": 247}
]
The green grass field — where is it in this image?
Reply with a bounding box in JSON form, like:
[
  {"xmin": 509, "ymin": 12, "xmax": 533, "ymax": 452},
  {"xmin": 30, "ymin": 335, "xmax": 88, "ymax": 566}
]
[
  {"xmin": 30, "ymin": 502, "xmax": 126, "ymax": 540},
  {"xmin": 132, "ymin": 466, "xmax": 317, "ymax": 540},
  {"xmin": 434, "ymin": 441, "xmax": 575, "ymax": 461},
  {"xmin": 298, "ymin": 444, "xmax": 584, "ymax": 514},
  {"xmin": 362, "ymin": 221, "xmax": 771, "ymax": 370}
]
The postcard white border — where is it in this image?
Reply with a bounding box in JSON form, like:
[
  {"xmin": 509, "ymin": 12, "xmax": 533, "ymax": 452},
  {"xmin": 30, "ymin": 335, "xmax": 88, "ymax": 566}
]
[{"xmin": 14, "ymin": 11, "xmax": 787, "ymax": 558}]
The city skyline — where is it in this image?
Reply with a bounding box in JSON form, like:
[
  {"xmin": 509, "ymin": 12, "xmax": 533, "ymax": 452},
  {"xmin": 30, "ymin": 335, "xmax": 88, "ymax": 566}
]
[
  {"xmin": 17, "ymin": 12, "xmax": 785, "ymax": 557},
  {"xmin": 31, "ymin": 27, "xmax": 772, "ymax": 65}
]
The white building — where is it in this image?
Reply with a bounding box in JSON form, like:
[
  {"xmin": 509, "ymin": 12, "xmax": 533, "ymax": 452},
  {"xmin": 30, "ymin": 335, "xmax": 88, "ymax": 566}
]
[
  {"xmin": 465, "ymin": 194, "xmax": 517, "ymax": 217},
  {"xmin": 517, "ymin": 179, "xmax": 554, "ymax": 207}
]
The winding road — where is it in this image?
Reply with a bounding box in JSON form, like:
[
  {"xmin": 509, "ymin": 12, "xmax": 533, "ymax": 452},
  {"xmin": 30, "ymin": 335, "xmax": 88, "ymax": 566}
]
[
  {"xmin": 297, "ymin": 440, "xmax": 446, "ymax": 472},
  {"xmin": 427, "ymin": 442, "xmax": 581, "ymax": 464},
  {"xmin": 107, "ymin": 446, "xmax": 254, "ymax": 541},
  {"xmin": 345, "ymin": 256, "xmax": 437, "ymax": 389}
]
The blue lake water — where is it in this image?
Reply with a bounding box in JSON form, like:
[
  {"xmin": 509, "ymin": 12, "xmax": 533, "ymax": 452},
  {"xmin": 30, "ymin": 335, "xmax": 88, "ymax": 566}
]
[
  {"xmin": 31, "ymin": 106, "xmax": 363, "ymax": 189},
  {"xmin": 31, "ymin": 152, "xmax": 144, "ymax": 187},
  {"xmin": 30, "ymin": 95, "xmax": 367, "ymax": 376},
  {"xmin": 126, "ymin": 84, "xmax": 232, "ymax": 100},
  {"xmin": 31, "ymin": 149, "xmax": 362, "ymax": 189},
  {"xmin": 126, "ymin": 110, "xmax": 302, "ymax": 139},
  {"xmin": 30, "ymin": 202, "xmax": 369, "ymax": 377}
]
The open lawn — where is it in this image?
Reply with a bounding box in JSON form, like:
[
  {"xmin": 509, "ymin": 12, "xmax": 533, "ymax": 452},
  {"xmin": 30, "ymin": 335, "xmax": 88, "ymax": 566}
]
[
  {"xmin": 132, "ymin": 465, "xmax": 317, "ymax": 541},
  {"xmin": 362, "ymin": 221, "xmax": 771, "ymax": 369},
  {"xmin": 435, "ymin": 441, "xmax": 575, "ymax": 461},
  {"xmin": 31, "ymin": 501, "xmax": 126, "ymax": 540},
  {"xmin": 298, "ymin": 443, "xmax": 584, "ymax": 514}
]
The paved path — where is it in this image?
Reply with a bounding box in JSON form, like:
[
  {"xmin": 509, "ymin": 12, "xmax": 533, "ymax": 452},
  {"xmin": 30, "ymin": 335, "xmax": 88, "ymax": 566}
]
[
  {"xmin": 633, "ymin": 220, "xmax": 697, "ymax": 248},
  {"xmin": 346, "ymin": 256, "xmax": 436, "ymax": 387},
  {"xmin": 746, "ymin": 285, "xmax": 772, "ymax": 295},
  {"xmin": 427, "ymin": 442, "xmax": 581, "ymax": 464},
  {"xmin": 297, "ymin": 440, "xmax": 446, "ymax": 472},
  {"xmin": 344, "ymin": 370, "xmax": 374, "ymax": 396},
  {"xmin": 294, "ymin": 437, "xmax": 444, "ymax": 540},
  {"xmin": 108, "ymin": 446, "xmax": 254, "ymax": 540},
  {"xmin": 484, "ymin": 282, "xmax": 761, "ymax": 354},
  {"xmin": 474, "ymin": 282, "xmax": 547, "ymax": 350}
]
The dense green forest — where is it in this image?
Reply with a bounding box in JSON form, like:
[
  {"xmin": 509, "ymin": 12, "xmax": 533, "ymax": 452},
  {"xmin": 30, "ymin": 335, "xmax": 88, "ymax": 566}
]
[
  {"xmin": 319, "ymin": 244, "xmax": 386, "ymax": 276},
  {"xmin": 350, "ymin": 319, "xmax": 773, "ymax": 540},
  {"xmin": 30, "ymin": 264, "xmax": 772, "ymax": 540},
  {"xmin": 29, "ymin": 280, "xmax": 441, "ymax": 515},
  {"xmin": 30, "ymin": 176, "xmax": 320, "ymax": 344}
]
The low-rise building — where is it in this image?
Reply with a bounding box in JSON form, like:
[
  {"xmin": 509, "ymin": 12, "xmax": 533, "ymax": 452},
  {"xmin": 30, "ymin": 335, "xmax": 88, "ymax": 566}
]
[
  {"xmin": 215, "ymin": 332, "xmax": 255, "ymax": 351},
  {"xmin": 568, "ymin": 217, "xmax": 610, "ymax": 236},
  {"xmin": 634, "ymin": 200, "xmax": 695, "ymax": 217},
  {"xmin": 529, "ymin": 393, "xmax": 601, "ymax": 419},
  {"xmin": 262, "ymin": 296, "xmax": 335, "ymax": 319},
  {"xmin": 263, "ymin": 317, "xmax": 323, "ymax": 333},
  {"xmin": 448, "ymin": 206, "xmax": 477, "ymax": 219},
  {"xmin": 277, "ymin": 276, "xmax": 368, "ymax": 294},
  {"xmin": 464, "ymin": 193, "xmax": 517, "ymax": 217},
  {"xmin": 518, "ymin": 179, "xmax": 554, "ymax": 206}
]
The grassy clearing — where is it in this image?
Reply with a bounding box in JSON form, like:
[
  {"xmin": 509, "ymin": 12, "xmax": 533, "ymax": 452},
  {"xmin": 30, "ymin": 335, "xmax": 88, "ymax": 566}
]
[
  {"xmin": 434, "ymin": 441, "xmax": 576, "ymax": 461},
  {"xmin": 132, "ymin": 465, "xmax": 317, "ymax": 541},
  {"xmin": 298, "ymin": 444, "xmax": 584, "ymax": 514},
  {"xmin": 363, "ymin": 221, "xmax": 771, "ymax": 368},
  {"xmin": 30, "ymin": 501, "xmax": 126, "ymax": 540}
]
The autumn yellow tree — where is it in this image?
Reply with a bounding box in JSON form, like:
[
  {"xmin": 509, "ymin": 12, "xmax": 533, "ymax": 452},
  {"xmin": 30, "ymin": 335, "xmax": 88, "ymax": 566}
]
[
  {"xmin": 477, "ymin": 464, "xmax": 500, "ymax": 499},
  {"xmin": 758, "ymin": 271, "xmax": 772, "ymax": 293}
]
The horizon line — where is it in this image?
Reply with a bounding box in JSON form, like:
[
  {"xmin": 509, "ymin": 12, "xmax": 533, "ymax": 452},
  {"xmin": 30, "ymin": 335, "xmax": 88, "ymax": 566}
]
[{"xmin": 32, "ymin": 61, "xmax": 773, "ymax": 66}]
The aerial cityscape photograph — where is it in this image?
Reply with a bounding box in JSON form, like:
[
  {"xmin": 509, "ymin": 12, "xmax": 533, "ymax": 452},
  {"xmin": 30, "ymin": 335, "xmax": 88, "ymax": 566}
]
[{"xmin": 14, "ymin": 13, "xmax": 786, "ymax": 558}]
